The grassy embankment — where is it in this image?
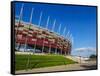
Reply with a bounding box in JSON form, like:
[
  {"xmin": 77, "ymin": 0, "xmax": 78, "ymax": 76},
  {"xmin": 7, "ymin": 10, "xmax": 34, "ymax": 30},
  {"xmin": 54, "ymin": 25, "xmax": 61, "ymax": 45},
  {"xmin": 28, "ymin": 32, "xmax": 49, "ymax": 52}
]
[{"xmin": 15, "ymin": 54, "xmax": 77, "ymax": 70}]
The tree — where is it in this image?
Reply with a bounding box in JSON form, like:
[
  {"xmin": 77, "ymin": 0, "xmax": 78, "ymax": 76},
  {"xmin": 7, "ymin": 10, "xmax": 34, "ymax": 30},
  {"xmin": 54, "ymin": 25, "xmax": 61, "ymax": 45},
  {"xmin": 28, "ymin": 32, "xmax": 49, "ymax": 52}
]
[{"xmin": 89, "ymin": 54, "xmax": 97, "ymax": 59}]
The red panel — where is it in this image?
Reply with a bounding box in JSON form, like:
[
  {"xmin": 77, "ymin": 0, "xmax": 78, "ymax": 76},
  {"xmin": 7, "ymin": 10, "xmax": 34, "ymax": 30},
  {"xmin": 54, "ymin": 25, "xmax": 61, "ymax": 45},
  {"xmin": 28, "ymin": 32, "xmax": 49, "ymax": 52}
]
[{"xmin": 16, "ymin": 37, "xmax": 71, "ymax": 52}]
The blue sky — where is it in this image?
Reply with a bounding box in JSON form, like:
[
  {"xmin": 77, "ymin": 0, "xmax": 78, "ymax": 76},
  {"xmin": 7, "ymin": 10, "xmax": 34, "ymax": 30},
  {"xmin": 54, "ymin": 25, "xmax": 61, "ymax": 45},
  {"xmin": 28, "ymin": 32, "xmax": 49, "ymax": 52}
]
[{"xmin": 14, "ymin": 2, "xmax": 97, "ymax": 57}]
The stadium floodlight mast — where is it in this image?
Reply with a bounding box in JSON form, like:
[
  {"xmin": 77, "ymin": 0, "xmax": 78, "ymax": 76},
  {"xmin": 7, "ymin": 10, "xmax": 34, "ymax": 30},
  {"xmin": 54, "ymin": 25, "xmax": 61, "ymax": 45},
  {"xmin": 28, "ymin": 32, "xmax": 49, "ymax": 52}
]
[
  {"xmin": 16, "ymin": 3, "xmax": 24, "ymax": 35},
  {"xmin": 58, "ymin": 24, "xmax": 62, "ymax": 54},
  {"xmin": 48, "ymin": 19, "xmax": 56, "ymax": 54},
  {"xmin": 15, "ymin": 4, "xmax": 24, "ymax": 51},
  {"xmin": 66, "ymin": 30, "xmax": 73, "ymax": 55},
  {"xmin": 52, "ymin": 19, "xmax": 56, "ymax": 31},
  {"xmin": 62, "ymin": 26, "xmax": 67, "ymax": 55},
  {"xmin": 57, "ymin": 24, "xmax": 64, "ymax": 55},
  {"xmin": 42, "ymin": 16, "xmax": 50, "ymax": 53},
  {"xmin": 55, "ymin": 23, "xmax": 61, "ymax": 54},
  {"xmin": 65, "ymin": 30, "xmax": 70, "ymax": 55},
  {"xmin": 65, "ymin": 28, "xmax": 68, "ymax": 55},
  {"xmin": 63, "ymin": 27, "xmax": 67, "ymax": 37},
  {"xmin": 68, "ymin": 31, "xmax": 71, "ymax": 55},
  {"xmin": 69, "ymin": 33, "xmax": 73, "ymax": 47},
  {"xmin": 52, "ymin": 19, "xmax": 57, "ymax": 54},
  {"xmin": 24, "ymin": 8, "xmax": 34, "ymax": 70},
  {"xmin": 24, "ymin": 8, "xmax": 34, "ymax": 52},
  {"xmin": 66, "ymin": 30, "xmax": 70, "ymax": 38},
  {"xmin": 33, "ymin": 11, "xmax": 43, "ymax": 53},
  {"xmin": 69, "ymin": 33, "xmax": 72, "ymax": 44},
  {"xmin": 70, "ymin": 34, "xmax": 74, "ymax": 54},
  {"xmin": 71, "ymin": 36, "xmax": 74, "ymax": 45}
]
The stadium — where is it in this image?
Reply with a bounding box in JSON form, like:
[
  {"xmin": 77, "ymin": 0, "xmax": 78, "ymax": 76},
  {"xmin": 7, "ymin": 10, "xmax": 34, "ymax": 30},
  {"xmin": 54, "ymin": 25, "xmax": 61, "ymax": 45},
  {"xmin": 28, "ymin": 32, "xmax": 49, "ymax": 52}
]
[
  {"xmin": 15, "ymin": 20, "xmax": 72, "ymax": 55},
  {"xmin": 15, "ymin": 4, "xmax": 73, "ymax": 56}
]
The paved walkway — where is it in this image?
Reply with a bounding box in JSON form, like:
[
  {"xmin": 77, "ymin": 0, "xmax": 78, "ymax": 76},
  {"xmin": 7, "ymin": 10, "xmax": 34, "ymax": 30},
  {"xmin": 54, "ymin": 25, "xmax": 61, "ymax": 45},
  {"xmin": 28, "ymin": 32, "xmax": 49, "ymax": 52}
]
[{"xmin": 15, "ymin": 61, "xmax": 97, "ymax": 74}]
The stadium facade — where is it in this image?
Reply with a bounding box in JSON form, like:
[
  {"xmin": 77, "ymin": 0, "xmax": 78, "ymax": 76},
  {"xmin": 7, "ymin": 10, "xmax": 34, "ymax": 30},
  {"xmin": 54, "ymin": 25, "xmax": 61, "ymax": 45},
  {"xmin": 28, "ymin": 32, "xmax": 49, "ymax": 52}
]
[{"xmin": 15, "ymin": 21, "xmax": 72, "ymax": 55}]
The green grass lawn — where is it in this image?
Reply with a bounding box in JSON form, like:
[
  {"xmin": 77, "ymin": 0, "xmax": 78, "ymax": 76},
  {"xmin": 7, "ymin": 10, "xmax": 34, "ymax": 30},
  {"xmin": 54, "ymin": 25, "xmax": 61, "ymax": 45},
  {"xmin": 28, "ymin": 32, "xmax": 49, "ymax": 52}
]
[{"xmin": 15, "ymin": 54, "xmax": 77, "ymax": 70}]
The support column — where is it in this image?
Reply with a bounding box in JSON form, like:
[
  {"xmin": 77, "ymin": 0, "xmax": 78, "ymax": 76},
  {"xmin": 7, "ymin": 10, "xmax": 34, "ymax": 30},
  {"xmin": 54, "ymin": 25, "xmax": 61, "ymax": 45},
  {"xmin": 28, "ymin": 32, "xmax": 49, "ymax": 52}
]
[
  {"xmin": 60, "ymin": 48, "xmax": 62, "ymax": 55},
  {"xmin": 17, "ymin": 43, "xmax": 21, "ymax": 51},
  {"xmin": 33, "ymin": 41, "xmax": 36, "ymax": 54},
  {"xmin": 65, "ymin": 51, "xmax": 66, "ymax": 56},
  {"xmin": 42, "ymin": 41, "xmax": 44, "ymax": 53},
  {"xmin": 55, "ymin": 47, "xmax": 57, "ymax": 54},
  {"xmin": 49, "ymin": 43, "xmax": 51, "ymax": 54},
  {"xmin": 24, "ymin": 35, "xmax": 28, "ymax": 52},
  {"xmin": 24, "ymin": 43, "xmax": 27, "ymax": 52}
]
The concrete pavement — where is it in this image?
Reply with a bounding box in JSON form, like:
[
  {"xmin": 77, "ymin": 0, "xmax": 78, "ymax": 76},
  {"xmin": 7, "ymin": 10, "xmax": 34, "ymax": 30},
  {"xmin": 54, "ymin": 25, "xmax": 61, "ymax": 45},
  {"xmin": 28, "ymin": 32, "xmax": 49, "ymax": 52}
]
[{"xmin": 15, "ymin": 60, "xmax": 97, "ymax": 74}]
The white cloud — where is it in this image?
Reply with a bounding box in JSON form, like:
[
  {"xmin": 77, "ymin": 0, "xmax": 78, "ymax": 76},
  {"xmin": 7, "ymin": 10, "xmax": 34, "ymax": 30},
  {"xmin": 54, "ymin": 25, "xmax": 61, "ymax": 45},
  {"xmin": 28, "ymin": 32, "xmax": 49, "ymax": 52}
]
[{"xmin": 74, "ymin": 47, "xmax": 96, "ymax": 51}]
